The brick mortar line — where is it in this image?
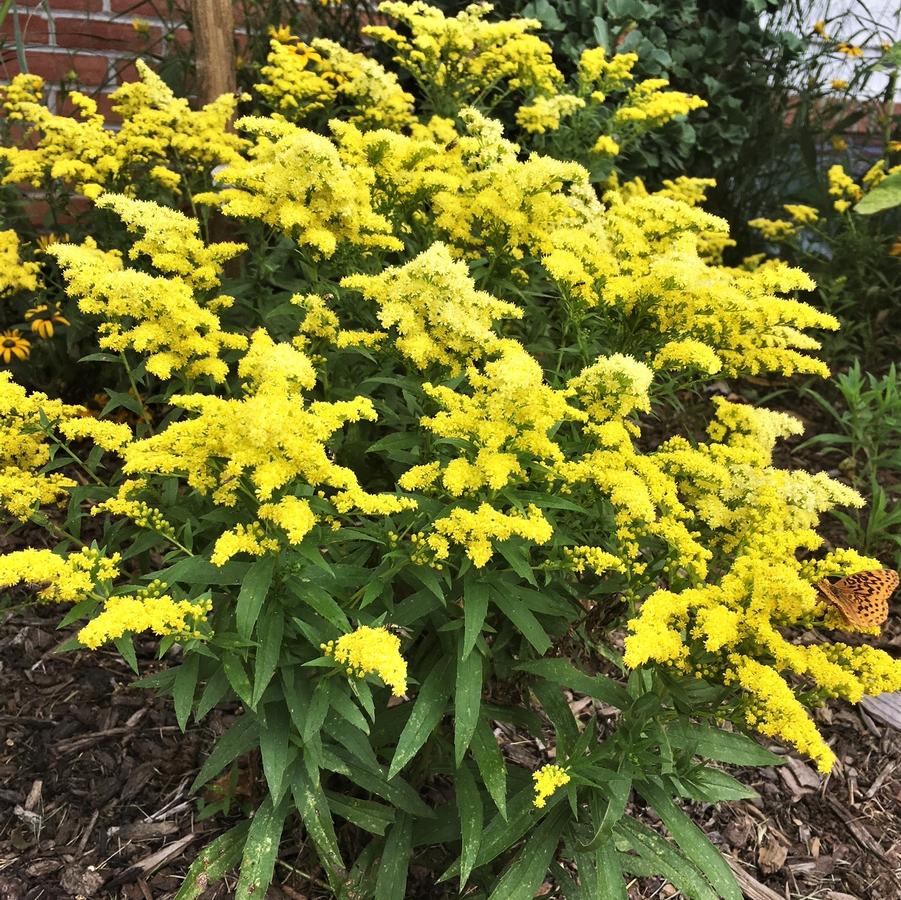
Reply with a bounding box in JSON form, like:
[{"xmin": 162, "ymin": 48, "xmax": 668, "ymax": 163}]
[{"xmin": 16, "ymin": 8, "xmax": 190, "ymax": 30}]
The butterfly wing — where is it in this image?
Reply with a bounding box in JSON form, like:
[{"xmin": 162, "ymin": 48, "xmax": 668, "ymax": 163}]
[{"xmin": 821, "ymin": 569, "xmax": 899, "ymax": 629}]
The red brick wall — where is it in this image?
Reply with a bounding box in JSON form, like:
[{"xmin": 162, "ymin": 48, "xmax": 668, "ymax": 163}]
[{"xmin": 0, "ymin": 0, "xmax": 191, "ymax": 114}]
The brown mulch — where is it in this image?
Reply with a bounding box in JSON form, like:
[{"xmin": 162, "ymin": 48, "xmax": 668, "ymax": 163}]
[{"xmin": 2, "ymin": 606, "xmax": 901, "ymax": 899}]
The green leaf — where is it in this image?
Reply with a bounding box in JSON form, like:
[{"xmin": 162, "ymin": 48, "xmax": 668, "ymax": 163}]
[
  {"xmin": 222, "ymin": 653, "xmax": 253, "ymax": 707},
  {"xmin": 173, "ymin": 655, "xmax": 200, "ymax": 733},
  {"xmin": 293, "ymin": 767, "xmax": 347, "ymax": 889},
  {"xmin": 487, "ymin": 806, "xmax": 565, "ymax": 900},
  {"xmin": 235, "ymin": 795, "xmax": 289, "ymax": 900},
  {"xmin": 676, "ymin": 767, "xmax": 758, "ymax": 803},
  {"xmin": 303, "ymin": 678, "xmax": 332, "ymax": 746},
  {"xmin": 595, "ymin": 842, "xmax": 628, "ymax": 900},
  {"xmin": 196, "ymin": 667, "xmax": 231, "ymax": 721},
  {"xmin": 173, "ymin": 821, "xmax": 250, "ymax": 900},
  {"xmin": 388, "ymin": 657, "xmax": 452, "ymax": 779},
  {"xmin": 456, "ymin": 763, "xmax": 483, "ymax": 890},
  {"xmin": 496, "ymin": 540, "xmax": 538, "ymax": 586},
  {"xmin": 289, "ymin": 579, "xmax": 351, "ymax": 631},
  {"xmin": 855, "ymin": 171, "xmax": 901, "ymax": 215},
  {"xmin": 491, "ymin": 589, "xmax": 551, "ymax": 654},
  {"xmin": 260, "ymin": 703, "xmax": 293, "ymax": 804},
  {"xmin": 252, "ymin": 609, "xmax": 283, "ymax": 708},
  {"xmin": 462, "ymin": 577, "xmax": 489, "ymax": 660},
  {"xmin": 114, "ymin": 635, "xmax": 138, "ymax": 674},
  {"xmin": 454, "ymin": 642, "xmax": 483, "ymax": 766},
  {"xmin": 323, "ymin": 749, "xmax": 434, "ymax": 819},
  {"xmin": 374, "ymin": 811, "xmax": 414, "ymax": 900},
  {"xmin": 516, "ymin": 659, "xmax": 628, "ymax": 708},
  {"xmin": 579, "ymin": 774, "xmax": 631, "ymax": 851},
  {"xmin": 531, "ymin": 680, "xmax": 578, "ymax": 753},
  {"xmin": 667, "ymin": 721, "xmax": 782, "ymax": 766},
  {"xmin": 191, "ymin": 714, "xmax": 258, "ymax": 791},
  {"xmin": 326, "ymin": 791, "xmax": 395, "ymax": 835},
  {"xmin": 616, "ymin": 817, "xmax": 718, "ymax": 900},
  {"xmin": 471, "ymin": 716, "xmax": 507, "ymax": 818},
  {"xmin": 236, "ymin": 556, "xmax": 276, "ymax": 640},
  {"xmin": 637, "ymin": 780, "xmax": 741, "ymax": 900}
]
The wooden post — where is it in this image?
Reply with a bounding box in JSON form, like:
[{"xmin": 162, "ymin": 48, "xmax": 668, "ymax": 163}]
[{"xmin": 191, "ymin": 0, "xmax": 236, "ymax": 106}]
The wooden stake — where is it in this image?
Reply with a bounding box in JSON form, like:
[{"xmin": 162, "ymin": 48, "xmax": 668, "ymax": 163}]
[{"xmin": 191, "ymin": 0, "xmax": 236, "ymax": 106}]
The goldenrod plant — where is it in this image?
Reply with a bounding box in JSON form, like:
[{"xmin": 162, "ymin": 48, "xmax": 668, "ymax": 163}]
[{"xmin": 1, "ymin": 5, "xmax": 900, "ymax": 897}]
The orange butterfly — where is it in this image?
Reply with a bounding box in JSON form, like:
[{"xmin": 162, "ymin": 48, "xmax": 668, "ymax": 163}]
[{"xmin": 816, "ymin": 569, "xmax": 899, "ymax": 629}]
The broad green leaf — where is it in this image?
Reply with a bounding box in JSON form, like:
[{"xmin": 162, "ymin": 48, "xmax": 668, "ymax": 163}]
[
  {"xmin": 667, "ymin": 721, "xmax": 782, "ymax": 766},
  {"xmin": 462, "ymin": 577, "xmax": 490, "ymax": 659},
  {"xmin": 329, "ymin": 686, "xmax": 370, "ymax": 735},
  {"xmin": 491, "ymin": 589, "xmax": 551, "ymax": 654},
  {"xmin": 487, "ymin": 806, "xmax": 565, "ymax": 900},
  {"xmin": 191, "ymin": 714, "xmax": 258, "ymax": 791},
  {"xmin": 855, "ymin": 171, "xmax": 901, "ymax": 214},
  {"xmin": 456, "ymin": 763, "xmax": 483, "ymax": 890},
  {"xmin": 302, "ymin": 678, "xmax": 331, "ymax": 746},
  {"xmin": 496, "ymin": 540, "xmax": 538, "ymax": 586},
  {"xmin": 616, "ymin": 817, "xmax": 718, "ymax": 900},
  {"xmin": 113, "ymin": 636, "xmax": 138, "ymax": 674},
  {"xmin": 326, "ymin": 791, "xmax": 395, "ymax": 835},
  {"xmin": 236, "ymin": 556, "xmax": 276, "ymax": 640},
  {"xmin": 281, "ymin": 665, "xmax": 310, "ymax": 736},
  {"xmin": 196, "ymin": 668, "xmax": 231, "ymax": 721},
  {"xmin": 596, "ymin": 842, "xmax": 628, "ymax": 900},
  {"xmin": 260, "ymin": 703, "xmax": 293, "ymax": 803},
  {"xmin": 579, "ymin": 774, "xmax": 631, "ymax": 851},
  {"xmin": 293, "ymin": 767, "xmax": 347, "ymax": 889},
  {"xmin": 676, "ymin": 767, "xmax": 758, "ymax": 803},
  {"xmin": 637, "ymin": 780, "xmax": 741, "ymax": 900},
  {"xmin": 252, "ymin": 610, "xmax": 283, "ymax": 708},
  {"xmin": 173, "ymin": 821, "xmax": 250, "ymax": 900},
  {"xmin": 374, "ymin": 811, "xmax": 414, "ymax": 900},
  {"xmin": 454, "ymin": 643, "xmax": 483, "ymax": 766},
  {"xmin": 322, "ymin": 749, "xmax": 434, "ymax": 819},
  {"xmin": 173, "ymin": 655, "xmax": 200, "ymax": 733},
  {"xmin": 517, "ymin": 658, "xmax": 628, "ymax": 708},
  {"xmin": 289, "ymin": 579, "xmax": 351, "ymax": 631},
  {"xmin": 531, "ymin": 680, "xmax": 578, "ymax": 753},
  {"xmin": 235, "ymin": 795, "xmax": 289, "ymax": 900},
  {"xmin": 222, "ymin": 653, "xmax": 253, "ymax": 707},
  {"xmin": 388, "ymin": 657, "xmax": 452, "ymax": 779},
  {"xmin": 471, "ymin": 716, "xmax": 507, "ymax": 818}
]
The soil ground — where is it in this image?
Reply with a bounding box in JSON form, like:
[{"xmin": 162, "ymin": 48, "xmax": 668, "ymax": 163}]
[{"xmin": 1, "ymin": 604, "xmax": 900, "ymax": 900}]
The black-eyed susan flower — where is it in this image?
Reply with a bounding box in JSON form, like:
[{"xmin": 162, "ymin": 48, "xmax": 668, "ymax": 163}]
[
  {"xmin": 0, "ymin": 330, "xmax": 30, "ymax": 363},
  {"xmin": 532, "ymin": 764, "xmax": 570, "ymax": 808},
  {"xmin": 25, "ymin": 304, "xmax": 70, "ymax": 339}
]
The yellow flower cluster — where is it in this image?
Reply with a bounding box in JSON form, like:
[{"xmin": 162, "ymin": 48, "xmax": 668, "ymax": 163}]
[
  {"xmin": 827, "ymin": 163, "xmax": 863, "ymax": 214},
  {"xmin": 322, "ymin": 625, "xmax": 408, "ymax": 696},
  {"xmin": 0, "ymin": 546, "xmax": 119, "ymax": 603},
  {"xmin": 364, "ymin": 1, "xmax": 562, "ymax": 111},
  {"xmin": 0, "ymin": 230, "xmax": 39, "ymax": 297},
  {"xmin": 195, "ymin": 116, "xmax": 402, "ymax": 257},
  {"xmin": 0, "ymin": 62, "xmax": 244, "ymax": 199},
  {"xmin": 342, "ymin": 243, "xmax": 521, "ymax": 371},
  {"xmin": 0, "ymin": 373, "xmax": 77, "ymax": 520},
  {"xmin": 621, "ymin": 399, "xmax": 901, "ymax": 771},
  {"xmin": 79, "ymin": 589, "xmax": 211, "ymax": 649},
  {"xmin": 532, "ymin": 764, "xmax": 570, "ymax": 808},
  {"xmin": 50, "ymin": 243, "xmax": 244, "ymax": 383},
  {"xmin": 117, "ymin": 346, "xmax": 413, "ymax": 563},
  {"xmin": 258, "ymin": 36, "xmax": 415, "ymax": 130}
]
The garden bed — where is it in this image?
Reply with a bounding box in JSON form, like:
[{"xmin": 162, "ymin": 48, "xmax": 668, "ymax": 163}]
[{"xmin": 2, "ymin": 604, "xmax": 900, "ymax": 899}]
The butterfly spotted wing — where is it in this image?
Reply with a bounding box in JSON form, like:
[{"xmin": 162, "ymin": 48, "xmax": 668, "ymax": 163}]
[{"xmin": 816, "ymin": 569, "xmax": 899, "ymax": 629}]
